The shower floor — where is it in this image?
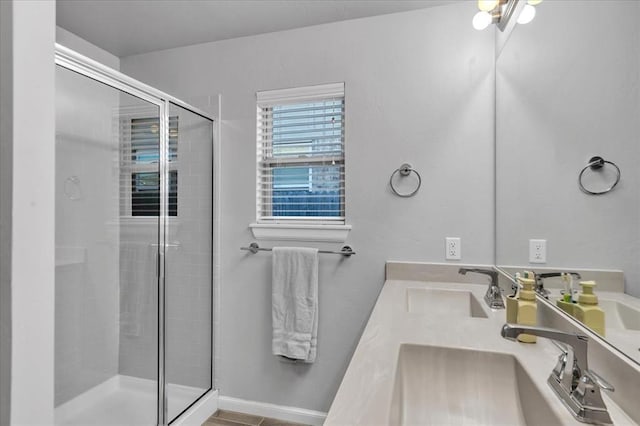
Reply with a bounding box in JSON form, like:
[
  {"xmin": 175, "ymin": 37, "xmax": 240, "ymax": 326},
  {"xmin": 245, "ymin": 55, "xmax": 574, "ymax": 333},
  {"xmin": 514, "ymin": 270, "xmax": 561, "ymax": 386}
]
[{"xmin": 55, "ymin": 375, "xmax": 207, "ymax": 425}]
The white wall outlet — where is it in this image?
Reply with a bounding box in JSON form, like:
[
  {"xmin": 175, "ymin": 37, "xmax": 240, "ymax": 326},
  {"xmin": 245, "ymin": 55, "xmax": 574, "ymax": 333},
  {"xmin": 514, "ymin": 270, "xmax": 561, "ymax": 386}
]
[
  {"xmin": 446, "ymin": 237, "xmax": 461, "ymax": 260},
  {"xmin": 529, "ymin": 239, "xmax": 547, "ymax": 263}
]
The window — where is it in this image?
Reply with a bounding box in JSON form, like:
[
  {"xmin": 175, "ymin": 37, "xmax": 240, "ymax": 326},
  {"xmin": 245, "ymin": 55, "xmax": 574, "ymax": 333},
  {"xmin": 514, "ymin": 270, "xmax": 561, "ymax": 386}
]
[
  {"xmin": 120, "ymin": 115, "xmax": 178, "ymax": 217},
  {"xmin": 256, "ymin": 83, "xmax": 345, "ymax": 224}
]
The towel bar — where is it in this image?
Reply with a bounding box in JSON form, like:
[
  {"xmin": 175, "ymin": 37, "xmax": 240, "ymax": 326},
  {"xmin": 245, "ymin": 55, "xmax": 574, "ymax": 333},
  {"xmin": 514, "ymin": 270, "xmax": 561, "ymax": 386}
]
[{"xmin": 240, "ymin": 242, "xmax": 355, "ymax": 257}]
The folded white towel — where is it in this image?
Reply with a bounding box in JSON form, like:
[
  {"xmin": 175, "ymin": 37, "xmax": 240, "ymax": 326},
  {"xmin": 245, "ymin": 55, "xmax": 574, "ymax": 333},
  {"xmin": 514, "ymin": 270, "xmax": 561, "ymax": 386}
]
[{"xmin": 272, "ymin": 246, "xmax": 319, "ymax": 363}]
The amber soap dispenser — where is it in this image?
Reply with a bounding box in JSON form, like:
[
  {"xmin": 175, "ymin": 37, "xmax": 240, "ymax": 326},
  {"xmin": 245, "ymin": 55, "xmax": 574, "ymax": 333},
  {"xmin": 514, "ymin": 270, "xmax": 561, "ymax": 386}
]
[
  {"xmin": 574, "ymin": 280, "xmax": 606, "ymax": 337},
  {"xmin": 515, "ymin": 272, "xmax": 538, "ymax": 343}
]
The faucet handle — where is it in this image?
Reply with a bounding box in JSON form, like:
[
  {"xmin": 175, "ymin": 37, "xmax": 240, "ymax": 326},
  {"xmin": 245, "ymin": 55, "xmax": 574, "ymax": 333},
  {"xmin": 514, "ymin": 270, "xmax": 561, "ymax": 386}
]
[
  {"xmin": 572, "ymin": 369, "xmax": 615, "ymax": 422},
  {"xmin": 584, "ymin": 370, "xmax": 615, "ymax": 392},
  {"xmin": 551, "ymin": 343, "xmax": 569, "ymax": 381},
  {"xmin": 554, "ymin": 336, "xmax": 614, "ymax": 392}
]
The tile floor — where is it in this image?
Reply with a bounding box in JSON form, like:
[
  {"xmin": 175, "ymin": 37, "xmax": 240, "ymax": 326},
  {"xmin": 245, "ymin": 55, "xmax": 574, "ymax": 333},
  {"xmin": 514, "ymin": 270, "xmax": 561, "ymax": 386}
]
[{"xmin": 202, "ymin": 410, "xmax": 308, "ymax": 426}]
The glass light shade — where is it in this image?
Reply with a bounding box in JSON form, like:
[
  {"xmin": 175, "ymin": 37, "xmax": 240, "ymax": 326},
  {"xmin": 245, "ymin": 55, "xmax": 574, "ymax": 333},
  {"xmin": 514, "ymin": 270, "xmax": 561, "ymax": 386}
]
[
  {"xmin": 477, "ymin": 0, "xmax": 499, "ymax": 12},
  {"xmin": 472, "ymin": 11, "xmax": 493, "ymax": 30},
  {"xmin": 517, "ymin": 4, "xmax": 537, "ymax": 24},
  {"xmin": 527, "ymin": 0, "xmax": 543, "ymax": 5}
]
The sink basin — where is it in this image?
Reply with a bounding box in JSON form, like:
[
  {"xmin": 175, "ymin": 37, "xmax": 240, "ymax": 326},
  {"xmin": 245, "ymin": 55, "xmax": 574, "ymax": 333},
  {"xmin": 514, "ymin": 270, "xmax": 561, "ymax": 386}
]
[
  {"xmin": 406, "ymin": 288, "xmax": 488, "ymax": 318},
  {"xmin": 389, "ymin": 344, "xmax": 562, "ymax": 426},
  {"xmin": 599, "ymin": 299, "xmax": 640, "ymax": 331}
]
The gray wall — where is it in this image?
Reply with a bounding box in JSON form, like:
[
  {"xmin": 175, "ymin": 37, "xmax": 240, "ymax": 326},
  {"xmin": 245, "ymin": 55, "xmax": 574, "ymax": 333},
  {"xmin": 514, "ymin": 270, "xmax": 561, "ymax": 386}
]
[
  {"xmin": 495, "ymin": 0, "xmax": 640, "ymax": 297},
  {"xmin": 122, "ymin": 2, "xmax": 495, "ymax": 412},
  {"xmin": 1, "ymin": 1, "xmax": 56, "ymax": 423},
  {"xmin": 0, "ymin": 1, "xmax": 14, "ymax": 423}
]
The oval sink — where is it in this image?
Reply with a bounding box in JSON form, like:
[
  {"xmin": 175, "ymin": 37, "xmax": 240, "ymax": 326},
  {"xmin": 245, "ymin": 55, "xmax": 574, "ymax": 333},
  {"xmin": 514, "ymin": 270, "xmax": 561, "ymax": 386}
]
[
  {"xmin": 389, "ymin": 344, "xmax": 562, "ymax": 426},
  {"xmin": 406, "ymin": 288, "xmax": 488, "ymax": 318}
]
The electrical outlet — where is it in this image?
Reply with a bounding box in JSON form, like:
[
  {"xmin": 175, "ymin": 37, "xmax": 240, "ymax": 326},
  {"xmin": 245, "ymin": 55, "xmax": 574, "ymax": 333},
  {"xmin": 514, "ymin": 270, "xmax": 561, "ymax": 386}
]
[
  {"xmin": 446, "ymin": 237, "xmax": 461, "ymax": 260},
  {"xmin": 529, "ymin": 239, "xmax": 547, "ymax": 263}
]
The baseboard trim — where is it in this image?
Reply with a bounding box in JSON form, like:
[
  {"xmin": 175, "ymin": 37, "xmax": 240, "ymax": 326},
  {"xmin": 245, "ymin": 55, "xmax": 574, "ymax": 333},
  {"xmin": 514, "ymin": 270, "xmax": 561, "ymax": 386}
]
[
  {"xmin": 174, "ymin": 389, "xmax": 218, "ymax": 426},
  {"xmin": 218, "ymin": 396, "xmax": 327, "ymax": 426}
]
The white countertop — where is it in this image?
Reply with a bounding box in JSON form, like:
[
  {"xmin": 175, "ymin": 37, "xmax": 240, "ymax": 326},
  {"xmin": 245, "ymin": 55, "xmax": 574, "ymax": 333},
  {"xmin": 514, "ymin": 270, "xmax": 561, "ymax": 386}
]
[
  {"xmin": 325, "ymin": 279, "xmax": 636, "ymax": 425},
  {"xmin": 545, "ymin": 288, "xmax": 640, "ymax": 364}
]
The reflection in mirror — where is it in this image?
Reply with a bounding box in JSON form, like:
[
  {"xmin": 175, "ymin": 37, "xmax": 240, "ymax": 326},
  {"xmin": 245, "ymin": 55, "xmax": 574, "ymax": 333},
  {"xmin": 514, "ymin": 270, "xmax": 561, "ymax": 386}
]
[{"xmin": 495, "ymin": 0, "xmax": 640, "ymax": 364}]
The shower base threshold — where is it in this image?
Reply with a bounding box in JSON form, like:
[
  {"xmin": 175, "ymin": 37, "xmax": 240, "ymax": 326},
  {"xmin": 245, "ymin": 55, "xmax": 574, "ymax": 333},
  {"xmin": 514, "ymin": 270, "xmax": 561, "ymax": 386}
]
[{"xmin": 55, "ymin": 374, "xmax": 207, "ymax": 425}]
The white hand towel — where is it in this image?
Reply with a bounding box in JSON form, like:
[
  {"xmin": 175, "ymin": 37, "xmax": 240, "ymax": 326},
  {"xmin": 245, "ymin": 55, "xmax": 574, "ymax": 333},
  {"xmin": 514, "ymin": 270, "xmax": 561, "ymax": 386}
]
[{"xmin": 272, "ymin": 247, "xmax": 319, "ymax": 363}]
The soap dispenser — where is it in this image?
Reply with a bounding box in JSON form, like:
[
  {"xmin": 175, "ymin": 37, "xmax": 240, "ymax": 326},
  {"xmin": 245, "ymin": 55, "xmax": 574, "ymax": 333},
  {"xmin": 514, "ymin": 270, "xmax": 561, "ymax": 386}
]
[
  {"xmin": 515, "ymin": 274, "xmax": 537, "ymax": 343},
  {"xmin": 556, "ymin": 273, "xmax": 576, "ymax": 316},
  {"xmin": 506, "ymin": 273, "xmax": 521, "ymax": 324},
  {"xmin": 574, "ymin": 280, "xmax": 606, "ymax": 337}
]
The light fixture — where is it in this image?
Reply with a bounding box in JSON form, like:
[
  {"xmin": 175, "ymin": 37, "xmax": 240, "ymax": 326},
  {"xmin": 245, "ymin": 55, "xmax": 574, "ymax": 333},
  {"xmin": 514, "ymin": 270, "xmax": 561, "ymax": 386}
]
[
  {"xmin": 472, "ymin": 11, "xmax": 493, "ymax": 30},
  {"xmin": 472, "ymin": 0, "xmax": 519, "ymax": 32},
  {"xmin": 478, "ymin": 0, "xmax": 499, "ymax": 12},
  {"xmin": 472, "ymin": 0, "xmax": 543, "ymax": 31},
  {"xmin": 517, "ymin": 4, "xmax": 537, "ymax": 24}
]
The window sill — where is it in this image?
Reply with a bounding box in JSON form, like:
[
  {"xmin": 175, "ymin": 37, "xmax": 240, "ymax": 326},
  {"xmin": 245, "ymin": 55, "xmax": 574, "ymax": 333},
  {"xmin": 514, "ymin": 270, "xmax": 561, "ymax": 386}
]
[
  {"xmin": 105, "ymin": 218, "xmax": 182, "ymax": 228},
  {"xmin": 249, "ymin": 223, "xmax": 351, "ymax": 243}
]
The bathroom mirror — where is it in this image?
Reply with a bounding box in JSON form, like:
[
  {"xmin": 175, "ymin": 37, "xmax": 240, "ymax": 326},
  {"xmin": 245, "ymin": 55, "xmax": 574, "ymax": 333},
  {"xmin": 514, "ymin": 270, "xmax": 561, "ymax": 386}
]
[{"xmin": 495, "ymin": 0, "xmax": 640, "ymax": 364}]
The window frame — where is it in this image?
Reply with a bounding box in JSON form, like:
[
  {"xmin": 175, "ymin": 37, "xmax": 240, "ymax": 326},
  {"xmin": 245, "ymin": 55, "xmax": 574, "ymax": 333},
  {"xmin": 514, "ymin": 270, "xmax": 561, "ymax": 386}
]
[
  {"xmin": 118, "ymin": 107, "xmax": 179, "ymax": 218},
  {"xmin": 255, "ymin": 82, "xmax": 346, "ymax": 226}
]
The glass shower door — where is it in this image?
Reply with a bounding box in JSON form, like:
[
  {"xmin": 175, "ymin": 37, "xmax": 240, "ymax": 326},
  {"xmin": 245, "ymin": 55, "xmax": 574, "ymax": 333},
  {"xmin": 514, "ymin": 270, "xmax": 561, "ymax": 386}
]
[
  {"xmin": 164, "ymin": 102, "xmax": 213, "ymax": 422},
  {"xmin": 55, "ymin": 65, "xmax": 160, "ymax": 425}
]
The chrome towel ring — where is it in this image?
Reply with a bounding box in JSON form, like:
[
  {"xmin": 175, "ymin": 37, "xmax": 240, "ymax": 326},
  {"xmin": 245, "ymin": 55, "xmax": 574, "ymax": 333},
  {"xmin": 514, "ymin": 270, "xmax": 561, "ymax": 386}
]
[
  {"xmin": 64, "ymin": 175, "xmax": 82, "ymax": 200},
  {"xmin": 389, "ymin": 163, "xmax": 421, "ymax": 197},
  {"xmin": 578, "ymin": 156, "xmax": 621, "ymax": 195}
]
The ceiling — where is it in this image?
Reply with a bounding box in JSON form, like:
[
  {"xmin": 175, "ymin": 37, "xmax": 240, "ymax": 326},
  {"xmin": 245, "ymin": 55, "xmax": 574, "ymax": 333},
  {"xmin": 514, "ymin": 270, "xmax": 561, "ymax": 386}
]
[{"xmin": 56, "ymin": 0, "xmax": 455, "ymax": 57}]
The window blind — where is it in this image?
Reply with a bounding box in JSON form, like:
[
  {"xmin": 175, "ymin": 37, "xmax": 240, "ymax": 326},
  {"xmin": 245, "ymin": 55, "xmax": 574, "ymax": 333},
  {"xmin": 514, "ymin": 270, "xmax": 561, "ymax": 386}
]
[
  {"xmin": 119, "ymin": 116, "xmax": 179, "ymax": 217},
  {"xmin": 256, "ymin": 83, "xmax": 345, "ymax": 222}
]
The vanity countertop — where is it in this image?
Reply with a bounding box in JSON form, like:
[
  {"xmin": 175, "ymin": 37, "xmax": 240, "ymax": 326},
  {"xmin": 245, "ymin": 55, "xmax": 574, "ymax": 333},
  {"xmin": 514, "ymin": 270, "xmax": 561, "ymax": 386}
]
[
  {"xmin": 325, "ymin": 278, "xmax": 636, "ymax": 425},
  {"xmin": 545, "ymin": 288, "xmax": 640, "ymax": 364}
]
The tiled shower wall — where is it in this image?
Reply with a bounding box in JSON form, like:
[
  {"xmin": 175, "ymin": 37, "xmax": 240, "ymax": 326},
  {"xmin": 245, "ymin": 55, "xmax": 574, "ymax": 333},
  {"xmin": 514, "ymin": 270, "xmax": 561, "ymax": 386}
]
[
  {"xmin": 118, "ymin": 105, "xmax": 213, "ymax": 391},
  {"xmin": 55, "ymin": 66, "xmax": 121, "ymax": 405},
  {"xmin": 55, "ymin": 66, "xmax": 213, "ymax": 406}
]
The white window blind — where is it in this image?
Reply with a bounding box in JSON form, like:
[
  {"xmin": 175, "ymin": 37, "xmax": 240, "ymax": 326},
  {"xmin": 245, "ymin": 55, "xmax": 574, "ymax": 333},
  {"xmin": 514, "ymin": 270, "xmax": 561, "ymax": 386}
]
[
  {"xmin": 119, "ymin": 114, "xmax": 179, "ymax": 217},
  {"xmin": 256, "ymin": 83, "xmax": 345, "ymax": 223}
]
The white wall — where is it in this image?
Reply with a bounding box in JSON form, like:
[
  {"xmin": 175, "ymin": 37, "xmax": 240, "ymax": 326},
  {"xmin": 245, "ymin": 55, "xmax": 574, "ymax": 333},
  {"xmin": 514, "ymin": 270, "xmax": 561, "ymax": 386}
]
[
  {"xmin": 0, "ymin": 1, "xmax": 14, "ymax": 423},
  {"xmin": 2, "ymin": 0, "xmax": 56, "ymax": 424},
  {"xmin": 122, "ymin": 2, "xmax": 495, "ymax": 412},
  {"xmin": 496, "ymin": 1, "xmax": 640, "ymax": 297}
]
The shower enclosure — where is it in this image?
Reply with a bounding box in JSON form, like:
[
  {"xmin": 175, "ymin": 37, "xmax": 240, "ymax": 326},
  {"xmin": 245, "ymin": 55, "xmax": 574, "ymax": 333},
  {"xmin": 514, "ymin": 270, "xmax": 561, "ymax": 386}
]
[{"xmin": 54, "ymin": 45, "xmax": 214, "ymax": 425}]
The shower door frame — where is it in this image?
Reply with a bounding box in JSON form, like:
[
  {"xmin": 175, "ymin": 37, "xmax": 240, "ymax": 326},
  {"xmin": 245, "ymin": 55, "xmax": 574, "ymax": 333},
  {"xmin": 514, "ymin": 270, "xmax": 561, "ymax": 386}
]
[{"xmin": 55, "ymin": 44, "xmax": 216, "ymax": 426}]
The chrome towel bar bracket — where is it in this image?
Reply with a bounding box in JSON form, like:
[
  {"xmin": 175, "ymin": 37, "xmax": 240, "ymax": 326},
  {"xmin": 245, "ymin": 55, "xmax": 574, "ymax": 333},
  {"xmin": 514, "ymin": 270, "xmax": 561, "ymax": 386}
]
[{"xmin": 241, "ymin": 242, "xmax": 355, "ymax": 257}]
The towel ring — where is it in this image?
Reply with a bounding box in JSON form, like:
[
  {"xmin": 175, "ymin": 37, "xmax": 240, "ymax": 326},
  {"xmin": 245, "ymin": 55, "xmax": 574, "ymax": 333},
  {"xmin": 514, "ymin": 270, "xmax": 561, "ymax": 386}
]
[
  {"xmin": 578, "ymin": 156, "xmax": 621, "ymax": 195},
  {"xmin": 64, "ymin": 175, "xmax": 82, "ymax": 200},
  {"xmin": 390, "ymin": 163, "xmax": 421, "ymax": 197}
]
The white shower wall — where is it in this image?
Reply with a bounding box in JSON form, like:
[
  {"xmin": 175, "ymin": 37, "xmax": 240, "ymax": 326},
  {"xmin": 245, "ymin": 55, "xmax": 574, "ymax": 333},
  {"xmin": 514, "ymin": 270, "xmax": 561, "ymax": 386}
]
[
  {"xmin": 55, "ymin": 61, "xmax": 121, "ymax": 406},
  {"xmin": 54, "ymin": 28, "xmax": 122, "ymax": 406},
  {"xmin": 117, "ymin": 106, "xmax": 214, "ymax": 393}
]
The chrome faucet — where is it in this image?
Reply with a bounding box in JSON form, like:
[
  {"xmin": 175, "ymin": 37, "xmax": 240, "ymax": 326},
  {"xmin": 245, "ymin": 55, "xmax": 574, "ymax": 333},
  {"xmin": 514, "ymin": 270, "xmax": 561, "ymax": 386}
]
[
  {"xmin": 501, "ymin": 324, "xmax": 614, "ymax": 424},
  {"xmin": 458, "ymin": 268, "xmax": 504, "ymax": 309},
  {"xmin": 533, "ymin": 271, "xmax": 582, "ymax": 299}
]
